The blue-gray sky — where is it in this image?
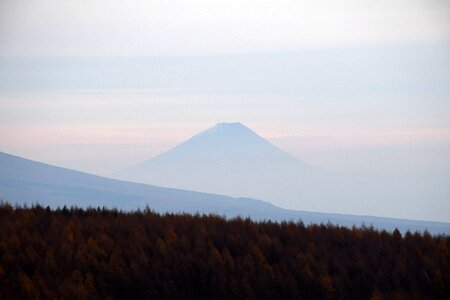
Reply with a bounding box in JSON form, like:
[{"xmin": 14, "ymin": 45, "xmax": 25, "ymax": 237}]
[{"xmin": 0, "ymin": 0, "xmax": 449, "ymax": 221}]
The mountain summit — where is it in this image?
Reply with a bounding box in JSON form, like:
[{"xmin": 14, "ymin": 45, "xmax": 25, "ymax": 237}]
[
  {"xmin": 201, "ymin": 122, "xmax": 250, "ymax": 134},
  {"xmin": 117, "ymin": 122, "xmax": 324, "ymax": 209},
  {"xmin": 150, "ymin": 122, "xmax": 307, "ymax": 166},
  {"xmin": 195, "ymin": 122, "xmax": 272, "ymax": 144}
]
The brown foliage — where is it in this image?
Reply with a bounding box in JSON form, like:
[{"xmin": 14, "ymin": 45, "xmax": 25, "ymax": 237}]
[{"xmin": 0, "ymin": 203, "xmax": 448, "ymax": 299}]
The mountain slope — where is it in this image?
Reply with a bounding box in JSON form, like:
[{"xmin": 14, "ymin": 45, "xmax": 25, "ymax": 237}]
[
  {"xmin": 0, "ymin": 150, "xmax": 278, "ymax": 215},
  {"xmin": 1, "ymin": 151, "xmax": 449, "ymax": 234}
]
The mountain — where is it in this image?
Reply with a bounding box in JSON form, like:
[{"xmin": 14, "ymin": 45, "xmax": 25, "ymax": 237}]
[
  {"xmin": 117, "ymin": 122, "xmax": 346, "ymax": 211},
  {"xmin": 1, "ymin": 151, "xmax": 450, "ymax": 233}
]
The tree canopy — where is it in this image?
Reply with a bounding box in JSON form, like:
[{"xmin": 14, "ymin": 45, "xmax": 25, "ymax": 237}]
[{"xmin": 0, "ymin": 203, "xmax": 448, "ymax": 299}]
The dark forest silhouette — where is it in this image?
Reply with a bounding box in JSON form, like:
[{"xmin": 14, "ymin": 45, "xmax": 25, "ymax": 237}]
[{"xmin": 0, "ymin": 203, "xmax": 448, "ymax": 299}]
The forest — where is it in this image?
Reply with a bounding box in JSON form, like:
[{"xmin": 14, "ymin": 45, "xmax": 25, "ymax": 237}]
[{"xmin": 0, "ymin": 203, "xmax": 448, "ymax": 299}]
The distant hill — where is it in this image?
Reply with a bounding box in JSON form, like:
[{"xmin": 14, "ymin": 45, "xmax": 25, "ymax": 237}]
[{"xmin": 1, "ymin": 151, "xmax": 449, "ymax": 234}]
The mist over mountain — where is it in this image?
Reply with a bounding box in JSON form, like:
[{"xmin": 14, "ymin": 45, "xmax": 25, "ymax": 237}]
[
  {"xmin": 117, "ymin": 122, "xmax": 349, "ymax": 211},
  {"xmin": 1, "ymin": 150, "xmax": 449, "ymax": 234},
  {"xmin": 116, "ymin": 122, "xmax": 450, "ymax": 221}
]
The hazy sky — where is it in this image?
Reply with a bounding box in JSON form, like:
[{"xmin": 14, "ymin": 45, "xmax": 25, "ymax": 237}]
[
  {"xmin": 1, "ymin": 0, "xmax": 450, "ymax": 56},
  {"xmin": 0, "ymin": 0, "xmax": 449, "ymax": 221}
]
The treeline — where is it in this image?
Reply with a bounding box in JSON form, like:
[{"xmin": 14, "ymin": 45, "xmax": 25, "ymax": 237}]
[{"xmin": 0, "ymin": 203, "xmax": 448, "ymax": 299}]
